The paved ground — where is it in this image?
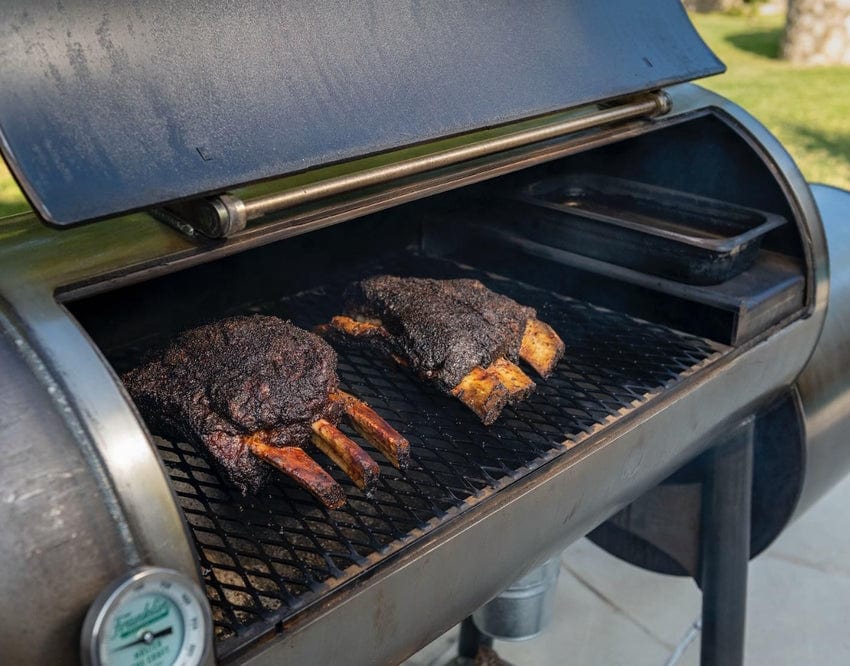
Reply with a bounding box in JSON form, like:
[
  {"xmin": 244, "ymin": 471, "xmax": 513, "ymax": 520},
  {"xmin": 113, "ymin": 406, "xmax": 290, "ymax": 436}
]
[{"xmin": 405, "ymin": 474, "xmax": 850, "ymax": 665}]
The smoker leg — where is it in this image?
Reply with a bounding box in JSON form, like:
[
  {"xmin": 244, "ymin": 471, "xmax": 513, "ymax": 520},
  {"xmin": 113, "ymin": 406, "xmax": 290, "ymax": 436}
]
[
  {"xmin": 699, "ymin": 417, "xmax": 754, "ymax": 666},
  {"xmin": 458, "ymin": 616, "xmax": 493, "ymax": 658}
]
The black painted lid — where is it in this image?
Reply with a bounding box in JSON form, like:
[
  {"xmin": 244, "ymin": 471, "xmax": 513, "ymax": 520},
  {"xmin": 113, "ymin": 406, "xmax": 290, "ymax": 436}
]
[{"xmin": 0, "ymin": 0, "xmax": 723, "ymax": 226}]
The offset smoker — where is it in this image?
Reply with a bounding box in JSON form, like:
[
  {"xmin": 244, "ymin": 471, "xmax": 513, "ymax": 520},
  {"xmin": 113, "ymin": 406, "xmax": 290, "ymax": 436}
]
[{"xmin": 1, "ymin": 2, "xmax": 849, "ymax": 665}]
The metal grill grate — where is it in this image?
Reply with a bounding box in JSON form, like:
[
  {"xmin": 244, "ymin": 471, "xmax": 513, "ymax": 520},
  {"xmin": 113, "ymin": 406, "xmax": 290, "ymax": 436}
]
[{"xmin": 110, "ymin": 251, "xmax": 723, "ymax": 659}]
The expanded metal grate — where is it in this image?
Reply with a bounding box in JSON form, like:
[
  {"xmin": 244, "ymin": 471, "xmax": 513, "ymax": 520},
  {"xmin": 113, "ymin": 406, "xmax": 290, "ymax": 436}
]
[{"xmin": 107, "ymin": 251, "xmax": 723, "ymax": 659}]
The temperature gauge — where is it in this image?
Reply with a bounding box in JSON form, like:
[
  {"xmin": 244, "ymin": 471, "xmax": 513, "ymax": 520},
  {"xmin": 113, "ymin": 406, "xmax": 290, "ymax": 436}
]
[{"xmin": 82, "ymin": 567, "xmax": 212, "ymax": 666}]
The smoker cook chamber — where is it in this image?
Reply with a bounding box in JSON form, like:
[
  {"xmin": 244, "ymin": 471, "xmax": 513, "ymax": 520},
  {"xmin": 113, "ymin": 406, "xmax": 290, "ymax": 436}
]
[
  {"xmin": 2, "ymin": 78, "xmax": 846, "ymax": 665},
  {"xmin": 72, "ymin": 240, "xmax": 722, "ymax": 658},
  {"xmin": 1, "ymin": 82, "xmax": 845, "ymax": 664},
  {"xmin": 1, "ymin": 3, "xmax": 849, "ymax": 663}
]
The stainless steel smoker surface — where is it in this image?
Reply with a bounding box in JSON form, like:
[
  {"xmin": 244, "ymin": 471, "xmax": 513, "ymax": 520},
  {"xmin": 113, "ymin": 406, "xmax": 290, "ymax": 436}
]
[
  {"xmin": 0, "ymin": 81, "xmax": 834, "ymax": 665},
  {"xmin": 100, "ymin": 251, "xmax": 723, "ymax": 659}
]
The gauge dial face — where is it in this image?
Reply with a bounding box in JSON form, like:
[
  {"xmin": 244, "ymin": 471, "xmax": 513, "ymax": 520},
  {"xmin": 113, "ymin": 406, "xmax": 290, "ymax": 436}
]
[{"xmin": 83, "ymin": 568, "xmax": 210, "ymax": 666}]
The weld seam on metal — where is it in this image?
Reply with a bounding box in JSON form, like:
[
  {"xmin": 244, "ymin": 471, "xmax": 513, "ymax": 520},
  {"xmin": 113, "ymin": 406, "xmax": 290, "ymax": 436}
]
[{"xmin": 0, "ymin": 309, "xmax": 139, "ymax": 566}]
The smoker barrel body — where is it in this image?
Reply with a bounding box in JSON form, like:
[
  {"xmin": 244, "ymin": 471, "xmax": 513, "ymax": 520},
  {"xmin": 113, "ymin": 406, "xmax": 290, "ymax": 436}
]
[
  {"xmin": 793, "ymin": 185, "xmax": 850, "ymax": 518},
  {"xmin": 0, "ymin": 83, "xmax": 842, "ymax": 665},
  {"xmin": 0, "ymin": 326, "xmax": 131, "ymax": 662}
]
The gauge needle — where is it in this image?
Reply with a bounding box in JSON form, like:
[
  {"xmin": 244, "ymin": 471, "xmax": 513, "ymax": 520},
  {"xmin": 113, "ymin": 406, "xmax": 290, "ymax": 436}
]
[{"xmin": 114, "ymin": 626, "xmax": 173, "ymax": 651}]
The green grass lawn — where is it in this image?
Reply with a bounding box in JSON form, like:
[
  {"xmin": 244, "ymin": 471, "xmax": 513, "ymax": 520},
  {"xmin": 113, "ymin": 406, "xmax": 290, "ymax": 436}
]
[
  {"xmin": 0, "ymin": 12, "xmax": 848, "ymax": 219},
  {"xmin": 0, "ymin": 161, "xmax": 28, "ymax": 217}
]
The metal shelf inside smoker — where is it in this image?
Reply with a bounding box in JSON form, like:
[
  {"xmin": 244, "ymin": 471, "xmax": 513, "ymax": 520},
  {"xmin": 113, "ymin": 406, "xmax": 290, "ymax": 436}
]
[{"xmin": 104, "ymin": 251, "xmax": 724, "ymax": 660}]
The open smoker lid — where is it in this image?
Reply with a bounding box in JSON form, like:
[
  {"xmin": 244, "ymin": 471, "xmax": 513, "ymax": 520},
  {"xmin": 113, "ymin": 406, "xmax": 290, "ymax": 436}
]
[{"xmin": 0, "ymin": 0, "xmax": 723, "ymax": 227}]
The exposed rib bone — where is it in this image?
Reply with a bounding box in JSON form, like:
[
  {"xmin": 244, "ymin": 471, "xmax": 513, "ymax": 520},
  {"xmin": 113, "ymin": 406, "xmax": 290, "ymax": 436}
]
[
  {"xmin": 326, "ymin": 315, "xmax": 384, "ymax": 337},
  {"xmin": 310, "ymin": 418, "xmax": 380, "ymax": 492},
  {"xmin": 245, "ymin": 436, "xmax": 346, "ymax": 509},
  {"xmin": 451, "ymin": 358, "xmax": 536, "ymax": 424},
  {"xmin": 320, "ymin": 315, "xmax": 407, "ymax": 365},
  {"xmin": 488, "ymin": 358, "xmax": 536, "ymax": 403},
  {"xmin": 520, "ymin": 319, "xmax": 565, "ymax": 378},
  {"xmin": 331, "ymin": 391, "xmax": 411, "ymax": 469},
  {"xmin": 451, "ymin": 366, "xmax": 510, "ymax": 426}
]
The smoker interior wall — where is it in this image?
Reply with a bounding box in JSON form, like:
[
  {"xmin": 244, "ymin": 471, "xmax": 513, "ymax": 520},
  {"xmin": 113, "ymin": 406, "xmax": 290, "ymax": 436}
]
[
  {"xmin": 70, "ymin": 112, "xmax": 807, "ymax": 356},
  {"xmin": 413, "ymin": 112, "xmax": 807, "ymax": 343}
]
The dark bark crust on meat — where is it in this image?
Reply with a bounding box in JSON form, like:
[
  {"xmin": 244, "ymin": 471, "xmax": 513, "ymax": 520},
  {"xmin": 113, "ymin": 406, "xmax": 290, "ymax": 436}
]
[
  {"xmin": 122, "ymin": 315, "xmax": 341, "ymax": 493},
  {"xmin": 344, "ymin": 276, "xmax": 536, "ymax": 389}
]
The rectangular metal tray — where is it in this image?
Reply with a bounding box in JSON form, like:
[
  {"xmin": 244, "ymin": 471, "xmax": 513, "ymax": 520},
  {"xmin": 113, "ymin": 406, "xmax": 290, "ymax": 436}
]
[{"xmin": 510, "ymin": 174, "xmax": 787, "ymax": 285}]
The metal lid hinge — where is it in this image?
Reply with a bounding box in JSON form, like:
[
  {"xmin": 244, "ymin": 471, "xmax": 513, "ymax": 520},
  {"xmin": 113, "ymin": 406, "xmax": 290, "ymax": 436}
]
[{"xmin": 154, "ymin": 194, "xmax": 247, "ymax": 240}]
